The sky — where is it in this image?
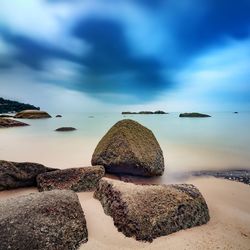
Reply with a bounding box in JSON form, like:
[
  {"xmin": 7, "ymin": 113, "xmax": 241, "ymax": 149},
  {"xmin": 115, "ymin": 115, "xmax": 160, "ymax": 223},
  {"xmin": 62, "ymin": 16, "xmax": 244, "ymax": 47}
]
[{"xmin": 0, "ymin": 0, "xmax": 250, "ymax": 112}]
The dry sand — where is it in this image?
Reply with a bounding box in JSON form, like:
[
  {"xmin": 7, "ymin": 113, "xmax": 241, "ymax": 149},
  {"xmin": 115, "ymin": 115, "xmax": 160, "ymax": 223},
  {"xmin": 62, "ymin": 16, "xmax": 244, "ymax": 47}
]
[{"xmin": 0, "ymin": 177, "xmax": 249, "ymax": 250}]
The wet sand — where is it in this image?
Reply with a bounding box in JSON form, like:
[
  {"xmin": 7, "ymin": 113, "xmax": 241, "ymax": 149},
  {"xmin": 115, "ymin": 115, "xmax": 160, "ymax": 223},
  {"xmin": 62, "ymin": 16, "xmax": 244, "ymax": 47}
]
[{"xmin": 0, "ymin": 177, "xmax": 249, "ymax": 249}]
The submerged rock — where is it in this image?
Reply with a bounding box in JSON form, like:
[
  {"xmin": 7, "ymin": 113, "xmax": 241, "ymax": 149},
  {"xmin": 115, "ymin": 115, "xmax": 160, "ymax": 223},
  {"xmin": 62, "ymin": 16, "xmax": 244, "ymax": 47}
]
[
  {"xmin": 91, "ymin": 119, "xmax": 164, "ymax": 176},
  {"xmin": 0, "ymin": 118, "xmax": 29, "ymax": 128},
  {"xmin": 179, "ymin": 112, "xmax": 211, "ymax": 118},
  {"xmin": 0, "ymin": 190, "xmax": 88, "ymax": 250},
  {"xmin": 0, "ymin": 160, "xmax": 57, "ymax": 191},
  {"xmin": 55, "ymin": 127, "xmax": 76, "ymax": 132},
  {"xmin": 95, "ymin": 178, "xmax": 210, "ymax": 242},
  {"xmin": 37, "ymin": 166, "xmax": 105, "ymax": 192},
  {"xmin": 56, "ymin": 114, "xmax": 62, "ymax": 118},
  {"xmin": 14, "ymin": 110, "xmax": 51, "ymax": 119}
]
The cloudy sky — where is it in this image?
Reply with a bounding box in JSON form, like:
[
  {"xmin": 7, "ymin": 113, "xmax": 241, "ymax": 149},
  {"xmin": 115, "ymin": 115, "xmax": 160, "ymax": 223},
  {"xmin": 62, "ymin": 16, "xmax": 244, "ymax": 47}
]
[{"xmin": 0, "ymin": 0, "xmax": 249, "ymax": 112}]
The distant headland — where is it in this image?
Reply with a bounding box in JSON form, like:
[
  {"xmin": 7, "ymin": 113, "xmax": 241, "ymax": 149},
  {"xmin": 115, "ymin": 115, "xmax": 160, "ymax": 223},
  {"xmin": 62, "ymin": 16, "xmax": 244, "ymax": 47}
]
[
  {"xmin": 0, "ymin": 97, "xmax": 39, "ymax": 113},
  {"xmin": 122, "ymin": 110, "xmax": 168, "ymax": 115}
]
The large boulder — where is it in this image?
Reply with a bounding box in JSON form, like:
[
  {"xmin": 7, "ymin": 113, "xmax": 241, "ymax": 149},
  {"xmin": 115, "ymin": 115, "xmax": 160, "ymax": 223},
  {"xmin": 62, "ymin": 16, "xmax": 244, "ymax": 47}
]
[
  {"xmin": 0, "ymin": 118, "xmax": 29, "ymax": 128},
  {"xmin": 179, "ymin": 112, "xmax": 211, "ymax": 118},
  {"xmin": 0, "ymin": 160, "xmax": 57, "ymax": 191},
  {"xmin": 37, "ymin": 166, "xmax": 105, "ymax": 192},
  {"xmin": 14, "ymin": 110, "xmax": 51, "ymax": 119},
  {"xmin": 95, "ymin": 178, "xmax": 210, "ymax": 242},
  {"xmin": 0, "ymin": 190, "xmax": 88, "ymax": 250},
  {"xmin": 91, "ymin": 119, "xmax": 164, "ymax": 176}
]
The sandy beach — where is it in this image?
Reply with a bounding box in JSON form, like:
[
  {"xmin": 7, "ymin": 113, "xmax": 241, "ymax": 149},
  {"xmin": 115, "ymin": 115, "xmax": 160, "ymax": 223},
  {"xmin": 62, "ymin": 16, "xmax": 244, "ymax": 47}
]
[{"xmin": 1, "ymin": 176, "xmax": 249, "ymax": 250}]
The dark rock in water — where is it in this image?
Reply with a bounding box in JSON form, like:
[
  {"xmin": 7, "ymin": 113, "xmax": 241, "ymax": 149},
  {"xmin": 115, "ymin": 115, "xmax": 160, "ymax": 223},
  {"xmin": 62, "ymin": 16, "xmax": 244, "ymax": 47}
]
[
  {"xmin": 94, "ymin": 178, "xmax": 210, "ymax": 242},
  {"xmin": 154, "ymin": 110, "xmax": 168, "ymax": 114},
  {"xmin": 14, "ymin": 110, "xmax": 51, "ymax": 119},
  {"xmin": 234, "ymin": 112, "xmax": 238, "ymax": 114},
  {"xmin": 0, "ymin": 97, "xmax": 39, "ymax": 113},
  {"xmin": 55, "ymin": 127, "xmax": 76, "ymax": 132},
  {"xmin": 179, "ymin": 112, "xmax": 211, "ymax": 118},
  {"xmin": 0, "ymin": 160, "xmax": 57, "ymax": 191},
  {"xmin": 56, "ymin": 114, "xmax": 62, "ymax": 117},
  {"xmin": 0, "ymin": 114, "xmax": 14, "ymax": 118},
  {"xmin": 0, "ymin": 190, "xmax": 88, "ymax": 250},
  {"xmin": 122, "ymin": 111, "xmax": 167, "ymax": 114},
  {"xmin": 0, "ymin": 118, "xmax": 29, "ymax": 128},
  {"xmin": 91, "ymin": 119, "xmax": 164, "ymax": 176},
  {"xmin": 37, "ymin": 166, "xmax": 105, "ymax": 192}
]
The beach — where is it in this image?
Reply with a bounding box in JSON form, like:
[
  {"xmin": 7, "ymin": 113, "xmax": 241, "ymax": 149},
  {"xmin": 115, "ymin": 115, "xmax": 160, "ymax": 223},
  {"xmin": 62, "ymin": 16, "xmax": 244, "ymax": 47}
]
[{"xmin": 0, "ymin": 176, "xmax": 249, "ymax": 249}]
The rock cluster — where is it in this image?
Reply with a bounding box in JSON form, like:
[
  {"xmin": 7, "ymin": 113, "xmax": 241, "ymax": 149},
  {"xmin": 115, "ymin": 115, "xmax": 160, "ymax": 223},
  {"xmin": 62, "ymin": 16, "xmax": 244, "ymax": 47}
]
[
  {"xmin": 37, "ymin": 166, "xmax": 105, "ymax": 192},
  {"xmin": 122, "ymin": 110, "xmax": 167, "ymax": 114},
  {"xmin": 14, "ymin": 110, "xmax": 51, "ymax": 119},
  {"xmin": 0, "ymin": 118, "xmax": 29, "ymax": 128},
  {"xmin": 95, "ymin": 177, "xmax": 210, "ymax": 242},
  {"xmin": 91, "ymin": 119, "xmax": 164, "ymax": 176},
  {"xmin": 0, "ymin": 190, "xmax": 88, "ymax": 250},
  {"xmin": 0, "ymin": 160, "xmax": 56, "ymax": 191}
]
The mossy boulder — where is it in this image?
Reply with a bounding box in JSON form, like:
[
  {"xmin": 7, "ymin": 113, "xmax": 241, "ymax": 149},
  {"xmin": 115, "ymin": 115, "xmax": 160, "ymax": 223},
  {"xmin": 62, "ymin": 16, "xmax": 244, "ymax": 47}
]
[
  {"xmin": 0, "ymin": 190, "xmax": 88, "ymax": 249},
  {"xmin": 37, "ymin": 166, "xmax": 105, "ymax": 192},
  {"xmin": 179, "ymin": 112, "xmax": 211, "ymax": 117},
  {"xmin": 0, "ymin": 118, "xmax": 29, "ymax": 128},
  {"xmin": 91, "ymin": 119, "xmax": 164, "ymax": 176},
  {"xmin": 0, "ymin": 160, "xmax": 57, "ymax": 191},
  {"xmin": 14, "ymin": 110, "xmax": 51, "ymax": 119},
  {"xmin": 95, "ymin": 178, "xmax": 210, "ymax": 242}
]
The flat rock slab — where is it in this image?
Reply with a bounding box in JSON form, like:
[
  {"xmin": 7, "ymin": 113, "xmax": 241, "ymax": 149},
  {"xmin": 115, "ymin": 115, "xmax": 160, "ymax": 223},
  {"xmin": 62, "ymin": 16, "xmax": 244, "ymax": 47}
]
[
  {"xmin": 91, "ymin": 119, "xmax": 164, "ymax": 176},
  {"xmin": 95, "ymin": 178, "xmax": 210, "ymax": 242},
  {"xmin": 14, "ymin": 110, "xmax": 51, "ymax": 119},
  {"xmin": 37, "ymin": 166, "xmax": 105, "ymax": 192},
  {"xmin": 55, "ymin": 127, "xmax": 76, "ymax": 132},
  {"xmin": 0, "ymin": 160, "xmax": 57, "ymax": 191},
  {"xmin": 0, "ymin": 118, "xmax": 29, "ymax": 128},
  {"xmin": 179, "ymin": 112, "xmax": 211, "ymax": 117},
  {"xmin": 0, "ymin": 190, "xmax": 88, "ymax": 250}
]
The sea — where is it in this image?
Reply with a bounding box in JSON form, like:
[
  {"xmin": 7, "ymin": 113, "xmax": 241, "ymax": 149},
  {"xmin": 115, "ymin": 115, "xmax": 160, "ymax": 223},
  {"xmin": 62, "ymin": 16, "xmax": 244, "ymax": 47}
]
[{"xmin": 1, "ymin": 112, "xmax": 249, "ymax": 182}]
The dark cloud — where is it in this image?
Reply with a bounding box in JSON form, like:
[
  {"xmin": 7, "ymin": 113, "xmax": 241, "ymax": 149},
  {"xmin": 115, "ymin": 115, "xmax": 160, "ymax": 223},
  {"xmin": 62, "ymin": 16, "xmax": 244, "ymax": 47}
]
[{"xmin": 0, "ymin": 0, "xmax": 250, "ymax": 103}]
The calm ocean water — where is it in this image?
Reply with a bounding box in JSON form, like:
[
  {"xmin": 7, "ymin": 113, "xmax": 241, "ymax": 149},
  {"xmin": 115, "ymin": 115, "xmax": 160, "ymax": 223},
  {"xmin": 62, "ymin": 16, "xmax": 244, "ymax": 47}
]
[{"xmin": 1, "ymin": 112, "xmax": 249, "ymax": 181}]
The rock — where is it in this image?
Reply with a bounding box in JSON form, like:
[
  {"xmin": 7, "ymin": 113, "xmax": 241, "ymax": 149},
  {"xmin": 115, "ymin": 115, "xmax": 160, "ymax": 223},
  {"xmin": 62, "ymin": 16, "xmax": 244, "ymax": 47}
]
[
  {"xmin": 0, "ymin": 160, "xmax": 57, "ymax": 191},
  {"xmin": 91, "ymin": 119, "xmax": 164, "ymax": 176},
  {"xmin": 55, "ymin": 127, "xmax": 76, "ymax": 132},
  {"xmin": 37, "ymin": 166, "xmax": 105, "ymax": 192},
  {"xmin": 0, "ymin": 114, "xmax": 14, "ymax": 118},
  {"xmin": 138, "ymin": 111, "xmax": 154, "ymax": 114},
  {"xmin": 14, "ymin": 110, "xmax": 51, "ymax": 119},
  {"xmin": 0, "ymin": 190, "xmax": 88, "ymax": 250},
  {"xmin": 56, "ymin": 114, "xmax": 62, "ymax": 117},
  {"xmin": 179, "ymin": 112, "xmax": 211, "ymax": 118},
  {"xmin": 154, "ymin": 110, "xmax": 167, "ymax": 114},
  {"xmin": 0, "ymin": 118, "xmax": 29, "ymax": 128},
  {"xmin": 94, "ymin": 177, "xmax": 210, "ymax": 242},
  {"xmin": 121, "ymin": 112, "xmax": 137, "ymax": 114},
  {"xmin": 234, "ymin": 112, "xmax": 238, "ymax": 114}
]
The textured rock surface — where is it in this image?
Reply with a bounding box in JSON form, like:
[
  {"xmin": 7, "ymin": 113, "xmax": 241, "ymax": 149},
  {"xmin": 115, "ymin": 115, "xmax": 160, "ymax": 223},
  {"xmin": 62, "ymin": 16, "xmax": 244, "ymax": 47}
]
[
  {"xmin": 91, "ymin": 119, "xmax": 164, "ymax": 176},
  {"xmin": 55, "ymin": 127, "xmax": 76, "ymax": 131},
  {"xmin": 95, "ymin": 178, "xmax": 210, "ymax": 242},
  {"xmin": 0, "ymin": 190, "xmax": 88, "ymax": 250},
  {"xmin": 179, "ymin": 112, "xmax": 211, "ymax": 117},
  {"xmin": 14, "ymin": 110, "xmax": 51, "ymax": 119},
  {"xmin": 0, "ymin": 118, "xmax": 29, "ymax": 128},
  {"xmin": 0, "ymin": 160, "xmax": 57, "ymax": 191},
  {"xmin": 37, "ymin": 166, "xmax": 105, "ymax": 192}
]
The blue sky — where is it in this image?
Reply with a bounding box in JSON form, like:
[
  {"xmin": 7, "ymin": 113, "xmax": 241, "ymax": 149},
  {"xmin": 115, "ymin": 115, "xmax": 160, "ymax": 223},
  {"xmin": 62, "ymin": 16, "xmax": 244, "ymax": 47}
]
[{"xmin": 0, "ymin": 0, "xmax": 249, "ymax": 112}]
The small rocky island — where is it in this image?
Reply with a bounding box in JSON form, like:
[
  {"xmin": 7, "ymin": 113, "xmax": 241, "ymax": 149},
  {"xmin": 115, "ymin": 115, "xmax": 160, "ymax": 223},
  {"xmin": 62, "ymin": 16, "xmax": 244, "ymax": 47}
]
[
  {"xmin": 179, "ymin": 112, "xmax": 211, "ymax": 117},
  {"xmin": 0, "ymin": 97, "xmax": 39, "ymax": 113},
  {"xmin": 122, "ymin": 110, "xmax": 167, "ymax": 114},
  {"xmin": 55, "ymin": 127, "xmax": 77, "ymax": 132}
]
